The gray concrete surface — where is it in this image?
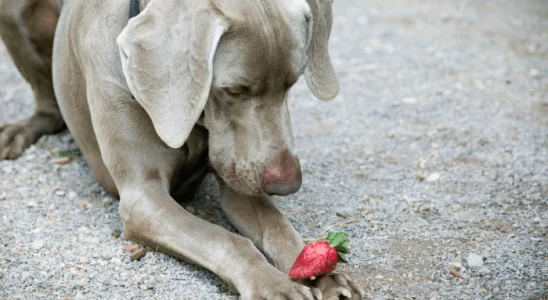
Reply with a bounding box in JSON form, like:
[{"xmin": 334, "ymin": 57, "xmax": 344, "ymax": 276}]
[{"xmin": 1, "ymin": 0, "xmax": 547, "ymax": 299}]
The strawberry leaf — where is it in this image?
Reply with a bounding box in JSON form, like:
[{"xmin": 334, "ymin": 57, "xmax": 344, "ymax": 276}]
[
  {"xmin": 334, "ymin": 245, "xmax": 350, "ymax": 254},
  {"xmin": 338, "ymin": 252, "xmax": 348, "ymax": 263},
  {"xmin": 326, "ymin": 232, "xmax": 349, "ymax": 250}
]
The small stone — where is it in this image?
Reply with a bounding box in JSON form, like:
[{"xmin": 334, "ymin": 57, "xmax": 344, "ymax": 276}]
[
  {"xmin": 139, "ymin": 284, "xmax": 151, "ymax": 290},
  {"xmin": 478, "ymin": 267, "xmax": 491, "ymax": 276},
  {"xmin": 440, "ymin": 12, "xmax": 452, "ymax": 23},
  {"xmin": 27, "ymin": 201, "xmax": 38, "ymax": 208},
  {"xmin": 25, "ymin": 286, "xmax": 35, "ymax": 292},
  {"xmin": 110, "ymin": 257, "xmax": 122, "ymax": 264},
  {"xmin": 527, "ymin": 44, "xmax": 538, "ymax": 53},
  {"xmin": 186, "ymin": 206, "xmax": 196, "ymax": 214},
  {"xmin": 532, "ymin": 217, "xmax": 541, "ymax": 224},
  {"xmin": 67, "ymin": 191, "xmax": 78, "ymax": 200},
  {"xmin": 81, "ymin": 237, "xmax": 99, "ymax": 244},
  {"xmin": 55, "ymin": 190, "xmax": 66, "ymax": 197},
  {"xmin": 474, "ymin": 80, "xmax": 486, "ymax": 90},
  {"xmin": 61, "ymin": 135, "xmax": 74, "ymax": 143},
  {"xmin": 131, "ymin": 248, "xmax": 148, "ymax": 262},
  {"xmin": 336, "ymin": 211, "xmax": 349, "ymax": 219},
  {"xmin": 77, "ymin": 258, "xmax": 91, "ymax": 264},
  {"xmin": 467, "ymin": 253, "xmax": 483, "ymax": 269},
  {"xmin": 50, "ymin": 157, "xmax": 71, "ymax": 165},
  {"xmin": 375, "ymin": 275, "xmax": 384, "ymax": 279},
  {"xmin": 403, "ymin": 97, "xmax": 417, "ymax": 104},
  {"xmin": 529, "ymin": 69, "xmax": 539, "ymax": 78},
  {"xmin": 452, "ymin": 262, "xmax": 464, "ymax": 271},
  {"xmin": 426, "ymin": 173, "xmax": 440, "ymax": 182},
  {"xmin": 31, "ymin": 240, "xmax": 45, "ymax": 250}
]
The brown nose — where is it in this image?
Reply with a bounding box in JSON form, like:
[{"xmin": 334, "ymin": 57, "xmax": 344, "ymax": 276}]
[{"xmin": 262, "ymin": 149, "xmax": 302, "ymax": 196}]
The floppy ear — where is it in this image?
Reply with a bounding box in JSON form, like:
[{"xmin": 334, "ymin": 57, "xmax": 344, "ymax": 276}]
[
  {"xmin": 117, "ymin": 0, "xmax": 228, "ymax": 148},
  {"xmin": 304, "ymin": 0, "xmax": 339, "ymax": 101}
]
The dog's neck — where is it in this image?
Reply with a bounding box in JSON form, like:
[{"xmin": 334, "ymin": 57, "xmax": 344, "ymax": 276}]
[
  {"xmin": 130, "ymin": 0, "xmax": 150, "ymax": 19},
  {"xmin": 139, "ymin": 0, "xmax": 150, "ymax": 11}
]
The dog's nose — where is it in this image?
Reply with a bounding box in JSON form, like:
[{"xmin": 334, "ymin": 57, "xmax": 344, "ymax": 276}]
[{"xmin": 262, "ymin": 149, "xmax": 302, "ymax": 196}]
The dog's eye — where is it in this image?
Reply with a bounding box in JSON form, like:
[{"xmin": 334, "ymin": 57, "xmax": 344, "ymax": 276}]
[{"xmin": 223, "ymin": 86, "xmax": 249, "ymax": 98}]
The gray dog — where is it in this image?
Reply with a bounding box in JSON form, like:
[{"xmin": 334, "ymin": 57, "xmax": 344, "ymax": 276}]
[{"xmin": 0, "ymin": 0, "xmax": 363, "ymax": 299}]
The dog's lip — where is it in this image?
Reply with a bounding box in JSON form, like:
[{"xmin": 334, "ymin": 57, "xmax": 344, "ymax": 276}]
[{"xmin": 211, "ymin": 161, "xmax": 265, "ymax": 196}]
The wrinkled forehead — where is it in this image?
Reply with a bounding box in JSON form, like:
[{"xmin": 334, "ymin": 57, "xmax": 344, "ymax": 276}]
[{"xmin": 212, "ymin": 0, "xmax": 310, "ymax": 80}]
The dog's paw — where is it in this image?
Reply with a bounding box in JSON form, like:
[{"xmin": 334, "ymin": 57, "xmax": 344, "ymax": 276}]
[
  {"xmin": 0, "ymin": 122, "xmax": 33, "ymax": 160},
  {"xmin": 239, "ymin": 267, "xmax": 314, "ymax": 300},
  {"xmin": 307, "ymin": 273, "xmax": 365, "ymax": 300}
]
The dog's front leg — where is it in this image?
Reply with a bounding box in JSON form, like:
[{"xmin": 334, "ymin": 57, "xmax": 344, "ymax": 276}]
[
  {"xmin": 85, "ymin": 85, "xmax": 312, "ymax": 298},
  {"xmin": 219, "ymin": 182, "xmax": 365, "ymax": 299},
  {"xmin": 118, "ymin": 180, "xmax": 314, "ymax": 299}
]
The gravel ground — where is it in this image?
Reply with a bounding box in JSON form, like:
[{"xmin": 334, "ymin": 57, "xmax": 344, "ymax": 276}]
[{"xmin": 1, "ymin": 0, "xmax": 547, "ymax": 299}]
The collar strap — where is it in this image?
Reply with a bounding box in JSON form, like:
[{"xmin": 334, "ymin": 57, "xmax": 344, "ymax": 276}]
[{"xmin": 129, "ymin": 0, "xmax": 140, "ymax": 19}]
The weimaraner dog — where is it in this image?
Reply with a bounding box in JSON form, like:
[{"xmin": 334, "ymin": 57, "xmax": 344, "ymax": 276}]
[{"xmin": 0, "ymin": 0, "xmax": 364, "ymax": 298}]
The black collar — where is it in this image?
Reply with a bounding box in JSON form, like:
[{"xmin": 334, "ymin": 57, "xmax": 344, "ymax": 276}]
[{"xmin": 129, "ymin": 0, "xmax": 140, "ymax": 19}]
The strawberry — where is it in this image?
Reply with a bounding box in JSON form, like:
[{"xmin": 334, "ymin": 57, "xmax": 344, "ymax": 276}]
[{"xmin": 289, "ymin": 232, "xmax": 350, "ymax": 280}]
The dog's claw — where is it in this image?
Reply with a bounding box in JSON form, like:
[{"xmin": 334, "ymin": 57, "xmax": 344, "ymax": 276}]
[
  {"xmin": 0, "ymin": 123, "xmax": 32, "ymax": 160},
  {"xmin": 307, "ymin": 273, "xmax": 365, "ymax": 300}
]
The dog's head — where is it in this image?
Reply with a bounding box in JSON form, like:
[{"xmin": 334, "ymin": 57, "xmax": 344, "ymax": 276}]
[{"xmin": 117, "ymin": 0, "xmax": 338, "ymax": 196}]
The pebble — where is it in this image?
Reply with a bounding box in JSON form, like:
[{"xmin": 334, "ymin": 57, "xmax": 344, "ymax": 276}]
[
  {"xmin": 452, "ymin": 262, "xmax": 464, "ymax": 271},
  {"xmin": 467, "ymin": 253, "xmax": 484, "ymax": 269},
  {"xmin": 186, "ymin": 206, "xmax": 196, "ymax": 214},
  {"xmin": 77, "ymin": 258, "xmax": 91, "ymax": 264},
  {"xmin": 67, "ymin": 191, "xmax": 78, "ymax": 200},
  {"xmin": 110, "ymin": 257, "xmax": 122, "ymax": 264},
  {"xmin": 477, "ymin": 267, "xmax": 491, "ymax": 276},
  {"xmin": 426, "ymin": 173, "xmax": 440, "ymax": 182},
  {"xmin": 403, "ymin": 97, "xmax": 417, "ymax": 104},
  {"xmin": 31, "ymin": 240, "xmax": 45, "ymax": 250},
  {"xmin": 55, "ymin": 190, "xmax": 66, "ymax": 197},
  {"xmin": 336, "ymin": 211, "xmax": 350, "ymax": 219},
  {"xmin": 81, "ymin": 237, "xmax": 100, "ymax": 244}
]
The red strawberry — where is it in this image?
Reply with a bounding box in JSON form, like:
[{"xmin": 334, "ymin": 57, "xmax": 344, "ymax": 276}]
[{"xmin": 289, "ymin": 232, "xmax": 350, "ymax": 280}]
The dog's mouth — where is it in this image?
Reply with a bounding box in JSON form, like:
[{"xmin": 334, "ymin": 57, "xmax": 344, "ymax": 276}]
[{"xmin": 212, "ymin": 160, "xmax": 264, "ymax": 196}]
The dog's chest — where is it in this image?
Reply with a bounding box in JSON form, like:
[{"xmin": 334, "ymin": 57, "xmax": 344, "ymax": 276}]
[{"xmin": 170, "ymin": 124, "xmax": 211, "ymax": 200}]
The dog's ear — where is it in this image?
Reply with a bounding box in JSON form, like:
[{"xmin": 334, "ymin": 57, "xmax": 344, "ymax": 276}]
[
  {"xmin": 304, "ymin": 0, "xmax": 339, "ymax": 101},
  {"xmin": 117, "ymin": 0, "xmax": 228, "ymax": 148}
]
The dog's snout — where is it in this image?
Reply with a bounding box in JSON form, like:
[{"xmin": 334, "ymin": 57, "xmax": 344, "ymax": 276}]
[{"xmin": 262, "ymin": 149, "xmax": 302, "ymax": 196}]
